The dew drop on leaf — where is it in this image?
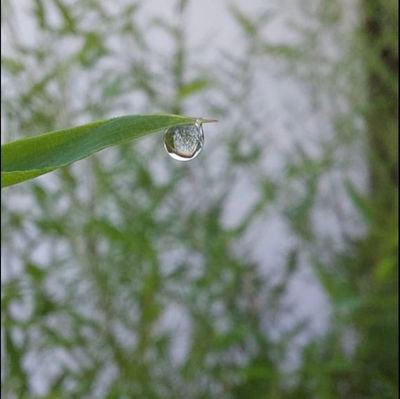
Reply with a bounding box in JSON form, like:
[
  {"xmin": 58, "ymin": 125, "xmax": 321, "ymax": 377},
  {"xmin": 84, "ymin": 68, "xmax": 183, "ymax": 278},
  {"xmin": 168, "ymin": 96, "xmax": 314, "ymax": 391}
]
[{"xmin": 164, "ymin": 121, "xmax": 204, "ymax": 161}]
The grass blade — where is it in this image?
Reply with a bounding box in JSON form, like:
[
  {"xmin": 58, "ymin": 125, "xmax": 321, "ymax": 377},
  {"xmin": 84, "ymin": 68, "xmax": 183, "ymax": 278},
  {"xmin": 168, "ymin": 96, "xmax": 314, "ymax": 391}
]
[{"xmin": 1, "ymin": 114, "xmax": 196, "ymax": 188}]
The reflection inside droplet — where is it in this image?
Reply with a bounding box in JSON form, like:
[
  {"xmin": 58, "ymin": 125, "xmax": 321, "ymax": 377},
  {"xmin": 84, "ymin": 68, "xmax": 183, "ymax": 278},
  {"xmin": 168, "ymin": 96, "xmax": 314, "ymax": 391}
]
[{"xmin": 164, "ymin": 121, "xmax": 204, "ymax": 161}]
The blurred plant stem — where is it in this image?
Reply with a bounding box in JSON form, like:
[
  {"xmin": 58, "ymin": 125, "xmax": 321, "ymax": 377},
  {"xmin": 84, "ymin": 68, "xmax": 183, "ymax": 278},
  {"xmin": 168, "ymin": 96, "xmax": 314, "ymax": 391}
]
[{"xmin": 351, "ymin": 0, "xmax": 398, "ymax": 394}]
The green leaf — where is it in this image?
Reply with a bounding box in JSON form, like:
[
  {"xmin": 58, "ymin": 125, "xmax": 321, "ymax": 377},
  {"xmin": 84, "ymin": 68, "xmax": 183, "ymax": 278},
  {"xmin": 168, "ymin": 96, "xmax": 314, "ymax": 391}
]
[
  {"xmin": 230, "ymin": 5, "xmax": 258, "ymax": 36},
  {"xmin": 1, "ymin": 57, "xmax": 25, "ymax": 75},
  {"xmin": 344, "ymin": 179, "xmax": 372, "ymax": 224},
  {"xmin": 53, "ymin": 0, "xmax": 76, "ymax": 33},
  {"xmin": 178, "ymin": 79, "xmax": 212, "ymax": 99},
  {"xmin": 1, "ymin": 114, "xmax": 195, "ymax": 188}
]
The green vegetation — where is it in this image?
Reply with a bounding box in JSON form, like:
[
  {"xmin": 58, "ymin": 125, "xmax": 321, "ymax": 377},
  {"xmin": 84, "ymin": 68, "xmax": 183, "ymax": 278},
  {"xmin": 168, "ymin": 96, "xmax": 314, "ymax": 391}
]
[
  {"xmin": 1, "ymin": 0, "xmax": 397, "ymax": 398},
  {"xmin": 1, "ymin": 114, "xmax": 196, "ymax": 187}
]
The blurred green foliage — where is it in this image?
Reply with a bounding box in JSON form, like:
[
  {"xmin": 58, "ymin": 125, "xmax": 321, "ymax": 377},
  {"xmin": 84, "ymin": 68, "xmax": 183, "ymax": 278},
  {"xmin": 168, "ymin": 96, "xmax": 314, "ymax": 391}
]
[{"xmin": 1, "ymin": 0, "xmax": 397, "ymax": 398}]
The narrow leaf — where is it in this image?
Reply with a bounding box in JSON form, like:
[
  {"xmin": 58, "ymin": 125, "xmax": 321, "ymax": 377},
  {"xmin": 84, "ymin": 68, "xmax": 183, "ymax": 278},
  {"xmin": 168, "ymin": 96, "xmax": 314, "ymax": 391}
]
[{"xmin": 1, "ymin": 114, "xmax": 195, "ymax": 188}]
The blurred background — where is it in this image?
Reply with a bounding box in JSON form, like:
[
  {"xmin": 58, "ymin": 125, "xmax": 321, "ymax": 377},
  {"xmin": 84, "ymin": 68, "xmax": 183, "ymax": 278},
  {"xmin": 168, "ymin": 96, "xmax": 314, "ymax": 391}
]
[{"xmin": 1, "ymin": 0, "xmax": 398, "ymax": 398}]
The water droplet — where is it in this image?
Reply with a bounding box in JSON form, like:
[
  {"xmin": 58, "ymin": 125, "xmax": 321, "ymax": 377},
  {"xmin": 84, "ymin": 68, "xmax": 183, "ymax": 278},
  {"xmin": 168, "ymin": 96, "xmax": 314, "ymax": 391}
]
[{"xmin": 164, "ymin": 121, "xmax": 204, "ymax": 161}]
